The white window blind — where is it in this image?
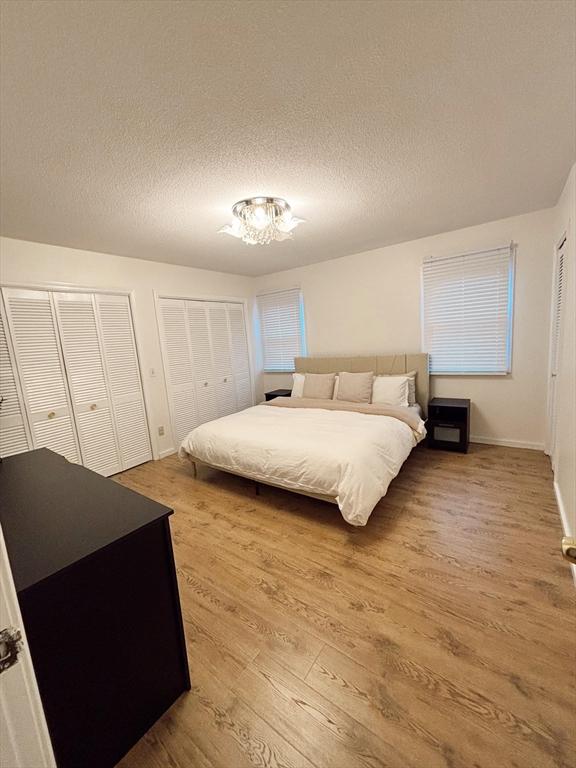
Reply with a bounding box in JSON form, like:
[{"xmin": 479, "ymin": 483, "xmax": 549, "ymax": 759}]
[
  {"xmin": 257, "ymin": 288, "xmax": 306, "ymax": 372},
  {"xmin": 422, "ymin": 245, "xmax": 514, "ymax": 374}
]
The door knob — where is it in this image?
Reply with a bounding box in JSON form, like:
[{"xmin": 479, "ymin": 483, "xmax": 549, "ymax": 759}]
[
  {"xmin": 0, "ymin": 627, "xmax": 23, "ymax": 674},
  {"xmin": 561, "ymin": 537, "xmax": 576, "ymax": 565},
  {"xmin": 90, "ymin": 403, "xmax": 97, "ymax": 411},
  {"xmin": 47, "ymin": 411, "xmax": 56, "ymax": 419}
]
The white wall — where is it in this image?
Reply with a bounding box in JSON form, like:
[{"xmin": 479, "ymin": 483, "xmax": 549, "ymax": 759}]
[
  {"xmin": 255, "ymin": 208, "xmax": 554, "ymax": 449},
  {"xmin": 0, "ymin": 204, "xmax": 560, "ymax": 455},
  {"xmin": 551, "ymin": 164, "xmax": 576, "ymax": 544},
  {"xmin": 0, "ymin": 237, "xmax": 254, "ymax": 458}
]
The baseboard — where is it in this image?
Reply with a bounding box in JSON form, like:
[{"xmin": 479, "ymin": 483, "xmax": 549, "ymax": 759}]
[
  {"xmin": 158, "ymin": 447, "xmax": 177, "ymax": 459},
  {"xmin": 470, "ymin": 435, "xmax": 545, "ymax": 451},
  {"xmin": 554, "ymin": 480, "xmax": 576, "ymax": 587}
]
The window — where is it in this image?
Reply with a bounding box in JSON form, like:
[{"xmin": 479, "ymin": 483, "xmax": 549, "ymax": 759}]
[
  {"xmin": 421, "ymin": 245, "xmax": 514, "ymax": 374},
  {"xmin": 256, "ymin": 288, "xmax": 307, "ymax": 372}
]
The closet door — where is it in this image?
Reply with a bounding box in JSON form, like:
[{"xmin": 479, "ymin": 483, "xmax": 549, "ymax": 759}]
[
  {"xmin": 2, "ymin": 288, "xmax": 80, "ymax": 463},
  {"xmin": 227, "ymin": 303, "xmax": 253, "ymax": 411},
  {"xmin": 0, "ymin": 296, "xmax": 31, "ymax": 457},
  {"xmin": 54, "ymin": 292, "xmax": 121, "ymax": 476},
  {"xmin": 186, "ymin": 301, "xmax": 218, "ymax": 425},
  {"xmin": 207, "ymin": 302, "xmax": 237, "ymax": 417},
  {"xmin": 158, "ymin": 298, "xmax": 198, "ymax": 444},
  {"xmin": 95, "ymin": 294, "xmax": 152, "ymax": 470}
]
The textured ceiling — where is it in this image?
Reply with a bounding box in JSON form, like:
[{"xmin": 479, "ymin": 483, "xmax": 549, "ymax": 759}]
[{"xmin": 1, "ymin": 0, "xmax": 575, "ymax": 276}]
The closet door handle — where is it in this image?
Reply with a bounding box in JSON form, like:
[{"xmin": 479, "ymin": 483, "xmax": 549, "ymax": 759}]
[
  {"xmin": 90, "ymin": 403, "xmax": 97, "ymax": 411},
  {"xmin": 47, "ymin": 411, "xmax": 56, "ymax": 420},
  {"xmin": 223, "ymin": 377, "xmax": 228, "ymax": 383},
  {"xmin": 203, "ymin": 381, "xmax": 208, "ymax": 387}
]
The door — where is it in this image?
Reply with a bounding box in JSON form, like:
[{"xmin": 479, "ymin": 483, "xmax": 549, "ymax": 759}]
[
  {"xmin": 547, "ymin": 236, "xmax": 566, "ymax": 468},
  {"xmin": 0, "ymin": 297, "xmax": 31, "ymax": 458},
  {"xmin": 53, "ymin": 292, "xmax": 122, "ymax": 476},
  {"xmin": 0, "ymin": 527, "xmax": 56, "ymax": 768},
  {"xmin": 2, "ymin": 288, "xmax": 80, "ymax": 463},
  {"xmin": 95, "ymin": 294, "xmax": 152, "ymax": 470},
  {"xmin": 186, "ymin": 301, "xmax": 218, "ymax": 425},
  {"xmin": 227, "ymin": 302, "xmax": 253, "ymax": 411},
  {"xmin": 157, "ymin": 298, "xmax": 199, "ymax": 445},
  {"xmin": 207, "ymin": 302, "xmax": 237, "ymax": 417}
]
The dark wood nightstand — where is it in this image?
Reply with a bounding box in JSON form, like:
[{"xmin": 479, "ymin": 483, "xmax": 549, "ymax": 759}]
[
  {"xmin": 265, "ymin": 388, "xmax": 293, "ymax": 401},
  {"xmin": 427, "ymin": 397, "xmax": 470, "ymax": 453}
]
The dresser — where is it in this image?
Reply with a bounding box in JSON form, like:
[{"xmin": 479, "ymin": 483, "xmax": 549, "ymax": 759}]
[{"xmin": 0, "ymin": 449, "xmax": 190, "ymax": 768}]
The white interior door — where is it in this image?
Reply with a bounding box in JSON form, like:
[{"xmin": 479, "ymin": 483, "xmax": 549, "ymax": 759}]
[
  {"xmin": 207, "ymin": 302, "xmax": 237, "ymax": 417},
  {"xmin": 95, "ymin": 294, "xmax": 152, "ymax": 470},
  {"xmin": 2, "ymin": 288, "xmax": 80, "ymax": 463},
  {"xmin": 547, "ymin": 237, "xmax": 566, "ymax": 468},
  {"xmin": 54, "ymin": 292, "xmax": 122, "ymax": 476},
  {"xmin": 227, "ymin": 302, "xmax": 253, "ymax": 410},
  {"xmin": 0, "ymin": 297, "xmax": 31, "ymax": 458},
  {"xmin": 157, "ymin": 298, "xmax": 198, "ymax": 444},
  {"xmin": 0, "ymin": 527, "xmax": 56, "ymax": 768},
  {"xmin": 186, "ymin": 301, "xmax": 218, "ymax": 425}
]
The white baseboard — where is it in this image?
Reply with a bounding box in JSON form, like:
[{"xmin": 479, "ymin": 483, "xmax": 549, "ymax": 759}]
[
  {"xmin": 158, "ymin": 447, "xmax": 177, "ymax": 459},
  {"xmin": 470, "ymin": 435, "xmax": 545, "ymax": 451},
  {"xmin": 554, "ymin": 480, "xmax": 576, "ymax": 587}
]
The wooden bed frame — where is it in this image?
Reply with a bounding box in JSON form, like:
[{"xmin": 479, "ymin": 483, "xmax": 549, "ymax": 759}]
[{"xmin": 186, "ymin": 353, "xmax": 429, "ymax": 505}]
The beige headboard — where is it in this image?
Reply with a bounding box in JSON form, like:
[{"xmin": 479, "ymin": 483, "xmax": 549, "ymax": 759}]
[{"xmin": 294, "ymin": 353, "xmax": 429, "ymax": 415}]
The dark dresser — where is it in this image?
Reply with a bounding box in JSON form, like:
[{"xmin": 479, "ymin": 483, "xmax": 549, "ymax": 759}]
[{"xmin": 0, "ymin": 449, "xmax": 190, "ymax": 768}]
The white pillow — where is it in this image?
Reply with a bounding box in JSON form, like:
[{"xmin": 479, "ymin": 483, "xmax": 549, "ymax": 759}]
[
  {"xmin": 371, "ymin": 375, "xmax": 409, "ymax": 407},
  {"xmin": 291, "ymin": 372, "xmax": 305, "ymax": 398}
]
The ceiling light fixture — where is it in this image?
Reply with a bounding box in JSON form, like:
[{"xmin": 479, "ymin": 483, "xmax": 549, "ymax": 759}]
[{"xmin": 219, "ymin": 196, "xmax": 304, "ymax": 245}]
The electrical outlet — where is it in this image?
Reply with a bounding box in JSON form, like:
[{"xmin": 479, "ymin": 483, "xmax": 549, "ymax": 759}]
[{"xmin": 158, "ymin": 425, "xmax": 165, "ymax": 436}]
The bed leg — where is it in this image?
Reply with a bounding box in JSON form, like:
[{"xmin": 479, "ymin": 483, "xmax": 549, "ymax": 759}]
[
  {"xmin": 255, "ymin": 481, "xmax": 260, "ymax": 496},
  {"xmin": 190, "ymin": 459, "xmax": 198, "ymax": 478}
]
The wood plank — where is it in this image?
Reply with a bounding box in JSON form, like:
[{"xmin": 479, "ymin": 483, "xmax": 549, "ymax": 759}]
[{"xmin": 116, "ymin": 444, "xmax": 575, "ymax": 768}]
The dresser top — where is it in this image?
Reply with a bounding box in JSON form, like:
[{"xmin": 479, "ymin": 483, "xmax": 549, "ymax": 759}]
[{"xmin": 0, "ymin": 449, "xmax": 172, "ymax": 593}]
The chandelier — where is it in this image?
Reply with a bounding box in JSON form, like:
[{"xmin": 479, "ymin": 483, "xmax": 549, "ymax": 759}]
[{"xmin": 219, "ymin": 196, "xmax": 304, "ymax": 245}]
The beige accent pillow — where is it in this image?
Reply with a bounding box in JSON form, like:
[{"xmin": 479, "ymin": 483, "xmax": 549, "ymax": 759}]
[
  {"xmin": 336, "ymin": 371, "xmax": 374, "ymax": 403},
  {"xmin": 302, "ymin": 373, "xmax": 336, "ymax": 400},
  {"xmin": 375, "ymin": 370, "xmax": 417, "ymax": 406}
]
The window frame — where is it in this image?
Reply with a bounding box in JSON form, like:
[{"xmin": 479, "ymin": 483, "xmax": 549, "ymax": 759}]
[
  {"xmin": 420, "ymin": 244, "xmax": 516, "ymax": 376},
  {"xmin": 256, "ymin": 287, "xmax": 307, "ymax": 373}
]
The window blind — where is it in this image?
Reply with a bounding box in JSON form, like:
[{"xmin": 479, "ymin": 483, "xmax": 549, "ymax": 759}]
[
  {"xmin": 256, "ymin": 288, "xmax": 306, "ymax": 372},
  {"xmin": 422, "ymin": 245, "xmax": 514, "ymax": 374}
]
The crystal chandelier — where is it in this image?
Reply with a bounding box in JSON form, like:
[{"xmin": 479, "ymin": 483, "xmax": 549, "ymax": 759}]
[{"xmin": 219, "ymin": 197, "xmax": 304, "ymax": 245}]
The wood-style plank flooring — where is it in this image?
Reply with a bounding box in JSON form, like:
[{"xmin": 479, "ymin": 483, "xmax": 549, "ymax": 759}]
[{"xmin": 115, "ymin": 444, "xmax": 575, "ymax": 768}]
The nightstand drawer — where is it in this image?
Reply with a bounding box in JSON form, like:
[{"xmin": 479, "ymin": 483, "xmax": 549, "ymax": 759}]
[{"xmin": 429, "ymin": 405, "xmax": 467, "ymax": 422}]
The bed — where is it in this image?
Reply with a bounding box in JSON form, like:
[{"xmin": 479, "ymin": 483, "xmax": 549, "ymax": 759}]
[{"xmin": 179, "ymin": 354, "xmax": 428, "ymax": 526}]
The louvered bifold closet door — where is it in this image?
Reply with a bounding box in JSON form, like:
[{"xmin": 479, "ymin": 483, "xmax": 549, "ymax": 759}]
[
  {"xmin": 158, "ymin": 298, "xmax": 198, "ymax": 444},
  {"xmin": 54, "ymin": 293, "xmax": 121, "ymax": 476},
  {"xmin": 0, "ymin": 296, "xmax": 31, "ymax": 457},
  {"xmin": 207, "ymin": 302, "xmax": 236, "ymax": 417},
  {"xmin": 186, "ymin": 301, "xmax": 218, "ymax": 425},
  {"xmin": 227, "ymin": 303, "xmax": 252, "ymax": 411},
  {"xmin": 2, "ymin": 288, "xmax": 80, "ymax": 462},
  {"xmin": 95, "ymin": 294, "xmax": 152, "ymax": 470}
]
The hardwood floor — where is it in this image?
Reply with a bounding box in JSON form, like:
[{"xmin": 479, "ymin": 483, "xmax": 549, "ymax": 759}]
[{"xmin": 115, "ymin": 444, "xmax": 575, "ymax": 768}]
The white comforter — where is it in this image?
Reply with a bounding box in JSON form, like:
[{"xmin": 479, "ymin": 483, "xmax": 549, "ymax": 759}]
[{"xmin": 179, "ymin": 404, "xmax": 425, "ymax": 526}]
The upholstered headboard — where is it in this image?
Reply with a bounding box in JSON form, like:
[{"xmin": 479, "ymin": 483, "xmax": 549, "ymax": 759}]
[{"xmin": 294, "ymin": 353, "xmax": 429, "ymax": 415}]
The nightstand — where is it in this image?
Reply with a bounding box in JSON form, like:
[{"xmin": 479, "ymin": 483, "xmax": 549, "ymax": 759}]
[
  {"xmin": 265, "ymin": 388, "xmax": 292, "ymax": 401},
  {"xmin": 427, "ymin": 397, "xmax": 470, "ymax": 453}
]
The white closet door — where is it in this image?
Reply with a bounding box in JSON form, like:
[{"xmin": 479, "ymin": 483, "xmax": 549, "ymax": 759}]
[
  {"xmin": 158, "ymin": 298, "xmax": 198, "ymax": 444},
  {"xmin": 0, "ymin": 297, "xmax": 31, "ymax": 457},
  {"xmin": 227, "ymin": 303, "xmax": 253, "ymax": 410},
  {"xmin": 95, "ymin": 294, "xmax": 152, "ymax": 470},
  {"xmin": 186, "ymin": 301, "xmax": 218, "ymax": 425},
  {"xmin": 2, "ymin": 288, "xmax": 80, "ymax": 463},
  {"xmin": 207, "ymin": 302, "xmax": 237, "ymax": 417},
  {"xmin": 54, "ymin": 293, "xmax": 121, "ymax": 476}
]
